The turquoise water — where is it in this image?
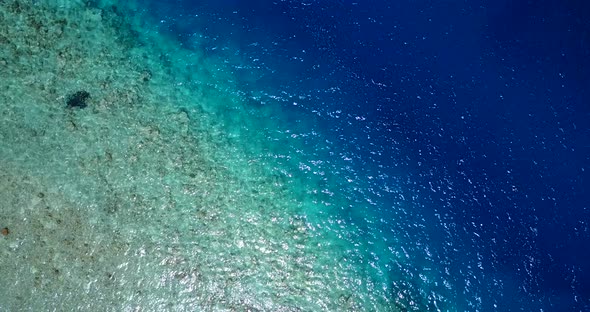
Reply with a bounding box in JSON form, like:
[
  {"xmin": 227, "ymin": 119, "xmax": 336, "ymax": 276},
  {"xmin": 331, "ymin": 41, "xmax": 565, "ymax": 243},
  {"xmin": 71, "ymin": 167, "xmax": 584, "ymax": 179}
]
[{"xmin": 0, "ymin": 1, "xmax": 431, "ymax": 310}]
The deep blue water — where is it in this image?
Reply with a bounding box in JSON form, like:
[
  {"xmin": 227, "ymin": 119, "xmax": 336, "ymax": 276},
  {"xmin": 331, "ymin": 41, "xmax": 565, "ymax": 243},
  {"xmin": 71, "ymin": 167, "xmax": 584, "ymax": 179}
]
[{"xmin": 143, "ymin": 0, "xmax": 589, "ymax": 310}]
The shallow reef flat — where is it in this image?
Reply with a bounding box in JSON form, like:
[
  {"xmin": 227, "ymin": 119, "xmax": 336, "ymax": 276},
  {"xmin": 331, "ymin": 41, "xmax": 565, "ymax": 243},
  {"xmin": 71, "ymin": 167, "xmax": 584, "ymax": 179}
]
[{"xmin": 0, "ymin": 1, "xmax": 393, "ymax": 311}]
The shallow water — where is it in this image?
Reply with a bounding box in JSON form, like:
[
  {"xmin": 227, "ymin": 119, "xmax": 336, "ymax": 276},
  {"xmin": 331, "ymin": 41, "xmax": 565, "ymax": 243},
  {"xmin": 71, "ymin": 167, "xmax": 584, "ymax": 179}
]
[{"xmin": 1, "ymin": 0, "xmax": 589, "ymax": 311}]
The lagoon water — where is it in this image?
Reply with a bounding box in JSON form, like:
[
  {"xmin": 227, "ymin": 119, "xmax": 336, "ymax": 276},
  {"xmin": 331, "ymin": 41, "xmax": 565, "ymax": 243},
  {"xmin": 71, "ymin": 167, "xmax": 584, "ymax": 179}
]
[{"xmin": 0, "ymin": 0, "xmax": 588, "ymax": 311}]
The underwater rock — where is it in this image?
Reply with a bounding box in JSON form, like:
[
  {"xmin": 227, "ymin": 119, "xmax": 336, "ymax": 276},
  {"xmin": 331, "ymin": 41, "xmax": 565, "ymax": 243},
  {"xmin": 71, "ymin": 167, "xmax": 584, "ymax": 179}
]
[
  {"xmin": 66, "ymin": 91, "xmax": 90, "ymax": 109},
  {"xmin": 140, "ymin": 69, "xmax": 152, "ymax": 82}
]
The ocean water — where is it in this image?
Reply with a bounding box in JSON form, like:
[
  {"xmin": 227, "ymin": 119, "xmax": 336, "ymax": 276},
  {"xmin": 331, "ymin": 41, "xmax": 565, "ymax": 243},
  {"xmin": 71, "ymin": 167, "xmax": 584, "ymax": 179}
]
[{"xmin": 0, "ymin": 0, "xmax": 588, "ymax": 311}]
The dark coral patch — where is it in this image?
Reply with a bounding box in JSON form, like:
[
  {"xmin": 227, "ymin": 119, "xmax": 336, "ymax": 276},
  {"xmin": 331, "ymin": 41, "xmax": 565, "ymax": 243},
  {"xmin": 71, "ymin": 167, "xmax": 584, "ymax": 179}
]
[{"xmin": 66, "ymin": 91, "xmax": 90, "ymax": 108}]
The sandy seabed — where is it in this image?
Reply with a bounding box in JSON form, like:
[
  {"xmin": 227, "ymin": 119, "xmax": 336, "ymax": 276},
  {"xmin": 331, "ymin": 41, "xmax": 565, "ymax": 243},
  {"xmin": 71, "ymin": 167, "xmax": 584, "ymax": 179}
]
[{"xmin": 0, "ymin": 1, "xmax": 395, "ymax": 311}]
